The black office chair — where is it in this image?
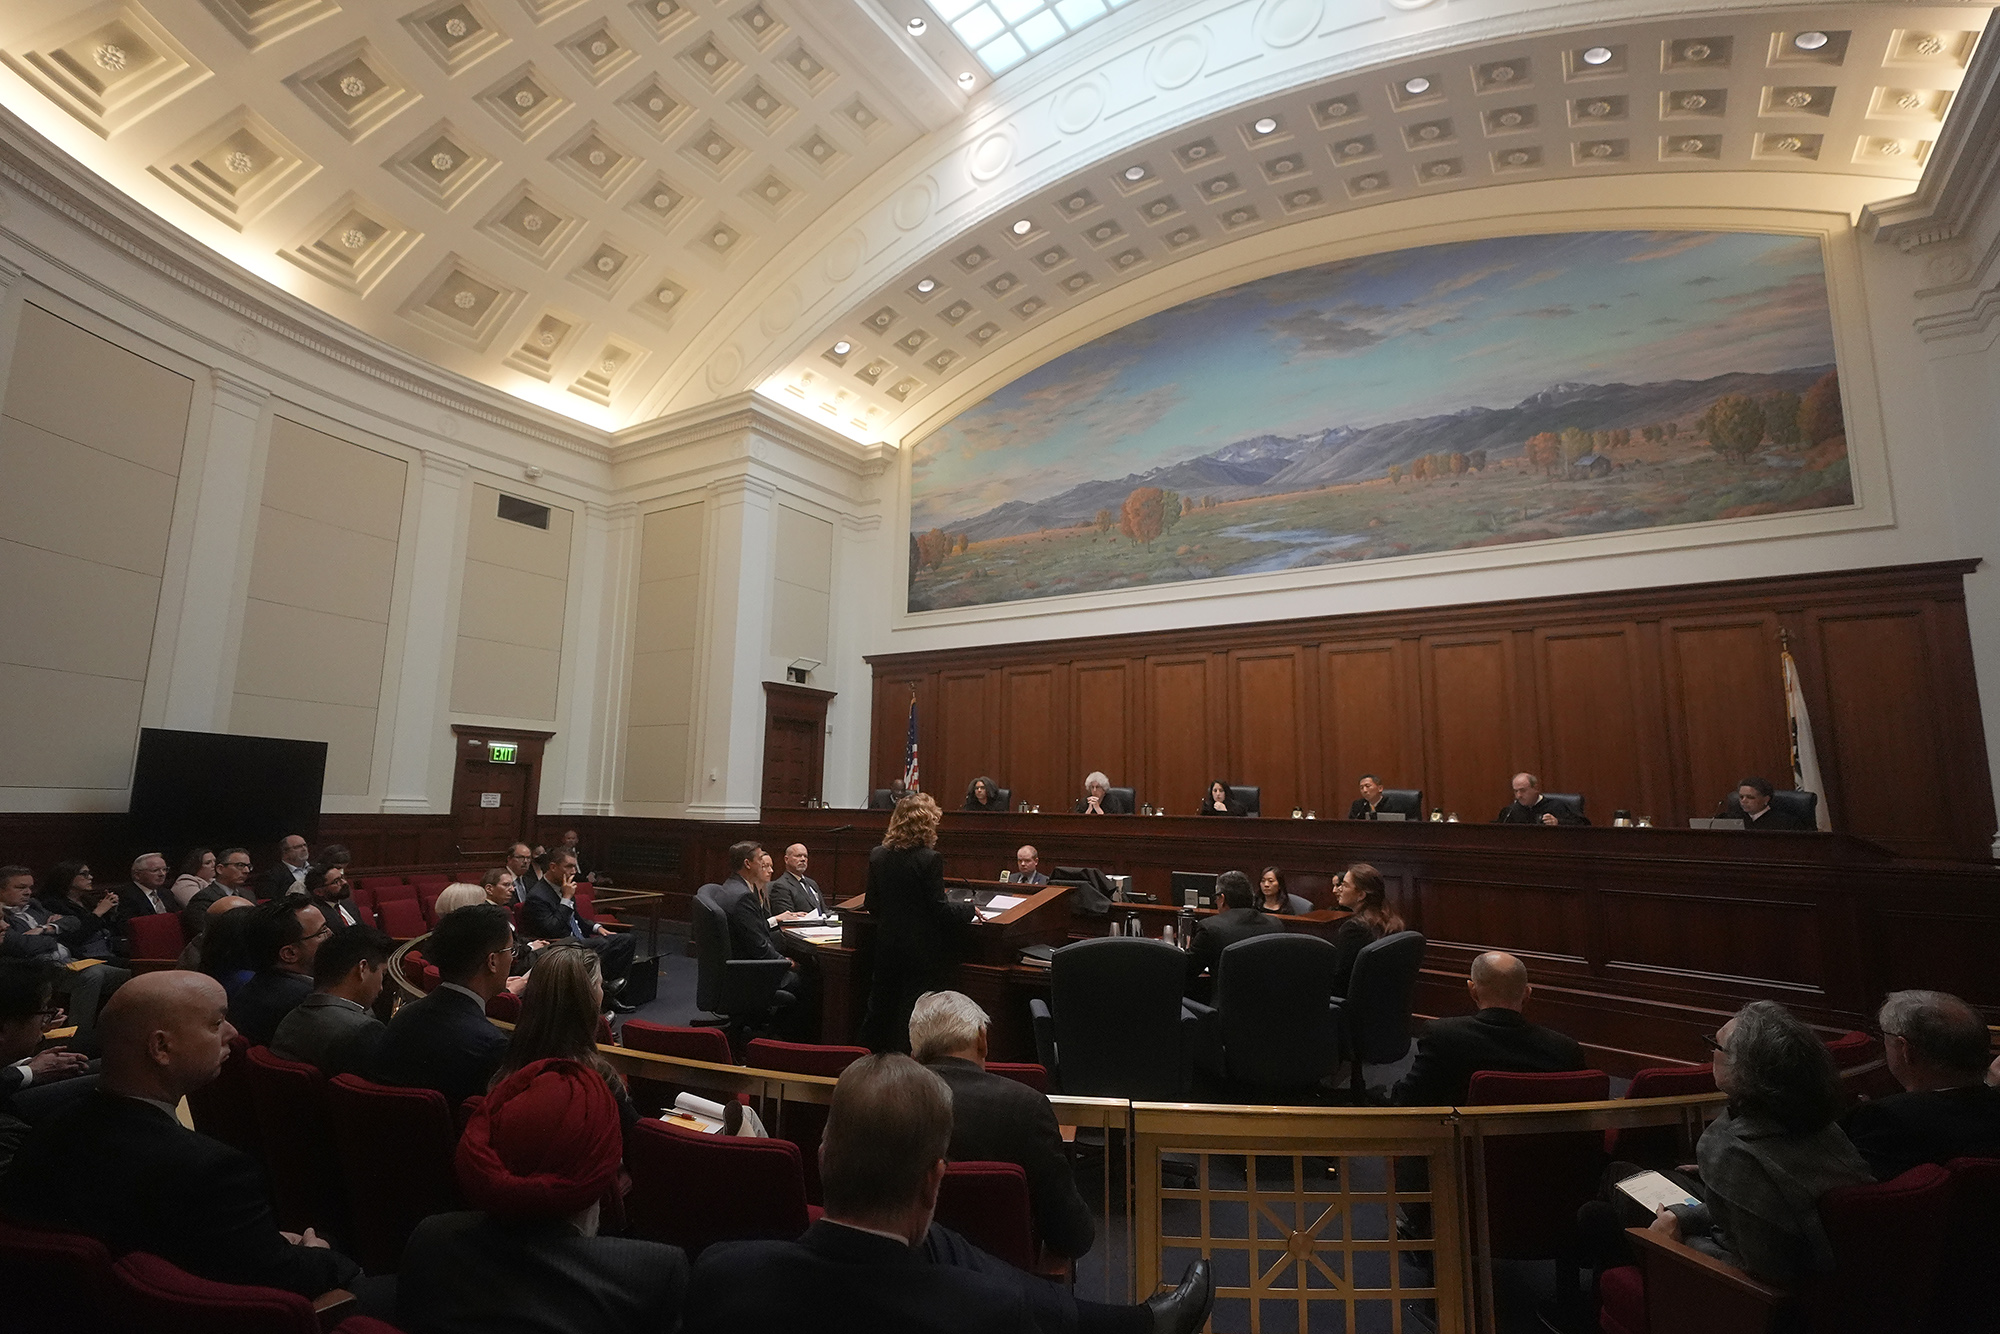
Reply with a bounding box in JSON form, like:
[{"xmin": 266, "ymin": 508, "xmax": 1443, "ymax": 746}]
[
  {"xmin": 1185, "ymin": 935, "xmax": 1342, "ymax": 1099},
  {"xmin": 1108, "ymin": 786, "xmax": 1137, "ymax": 814},
  {"xmin": 690, "ymin": 884, "xmax": 793, "ymax": 1040},
  {"xmin": 1721, "ymin": 789, "xmax": 1819, "ymax": 826},
  {"xmin": 867, "ymin": 789, "xmax": 896, "ymax": 810},
  {"xmin": 1230, "ymin": 785, "xmax": 1261, "ymax": 816},
  {"xmin": 1030, "ymin": 937, "xmax": 1195, "ymax": 1100},
  {"xmin": 1380, "ymin": 788, "xmax": 1423, "ymax": 818},
  {"xmin": 1329, "ymin": 929, "xmax": 1426, "ymax": 1101},
  {"xmin": 985, "ymin": 787, "xmax": 1013, "ymax": 810},
  {"xmin": 1545, "ymin": 793, "xmax": 1586, "ymax": 821}
]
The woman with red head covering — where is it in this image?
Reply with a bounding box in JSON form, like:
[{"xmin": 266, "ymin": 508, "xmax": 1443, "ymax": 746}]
[{"xmin": 396, "ymin": 1058, "xmax": 687, "ymax": 1334}]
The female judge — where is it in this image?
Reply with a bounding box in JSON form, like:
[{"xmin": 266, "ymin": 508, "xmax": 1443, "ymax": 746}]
[
  {"xmin": 857, "ymin": 794, "xmax": 975, "ymax": 1052},
  {"xmin": 1202, "ymin": 780, "xmax": 1247, "ymax": 817},
  {"xmin": 1329, "ymin": 864, "xmax": 1404, "ymax": 996},
  {"xmin": 963, "ymin": 776, "xmax": 1005, "ymax": 812},
  {"xmin": 1256, "ymin": 866, "xmax": 1313, "ymax": 916},
  {"xmin": 1074, "ymin": 772, "xmax": 1131, "ymax": 815}
]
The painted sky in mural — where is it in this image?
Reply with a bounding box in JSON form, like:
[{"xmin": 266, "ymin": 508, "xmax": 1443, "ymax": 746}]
[{"xmin": 907, "ymin": 230, "xmax": 1848, "ymax": 612}]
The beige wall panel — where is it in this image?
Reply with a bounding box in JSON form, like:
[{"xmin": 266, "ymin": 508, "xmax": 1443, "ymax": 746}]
[
  {"xmin": 233, "ymin": 599, "xmax": 390, "ymax": 708},
  {"xmin": 4, "ymin": 305, "xmax": 191, "ymax": 474},
  {"xmin": 637, "ymin": 506, "xmax": 702, "ymax": 583},
  {"xmin": 247, "ymin": 513, "xmax": 400, "ymax": 622},
  {"xmin": 228, "ymin": 692, "xmax": 379, "ymax": 796},
  {"xmin": 0, "ymin": 418, "xmax": 177, "ymax": 576},
  {"xmin": 261, "ymin": 417, "xmax": 408, "ymax": 541},
  {"xmin": 465, "ymin": 484, "xmax": 574, "ymax": 579},
  {"xmin": 0, "ymin": 539, "xmax": 160, "ymax": 679},
  {"xmin": 774, "ymin": 506, "xmax": 834, "ymax": 594},
  {"xmin": 0, "ymin": 662, "xmax": 145, "ymax": 789},
  {"xmin": 626, "ymin": 649, "xmax": 696, "ymax": 727},
  {"xmin": 771, "ymin": 580, "xmax": 831, "ymax": 662},
  {"xmin": 631, "ymin": 574, "xmax": 700, "ymax": 656},
  {"xmin": 621, "ymin": 723, "xmax": 689, "ymax": 804},
  {"xmin": 450, "ymin": 640, "xmax": 561, "ymax": 721},
  {"xmin": 457, "ymin": 562, "xmax": 567, "ymax": 650}
]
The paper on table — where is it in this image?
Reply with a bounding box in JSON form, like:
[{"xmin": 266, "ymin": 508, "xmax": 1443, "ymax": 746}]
[
  {"xmin": 985, "ymin": 894, "xmax": 1026, "ymax": 910},
  {"xmin": 1614, "ymin": 1169, "xmax": 1701, "ymax": 1213}
]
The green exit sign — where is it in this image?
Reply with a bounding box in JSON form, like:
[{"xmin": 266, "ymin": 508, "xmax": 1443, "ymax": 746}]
[{"xmin": 489, "ymin": 742, "xmax": 518, "ymax": 764}]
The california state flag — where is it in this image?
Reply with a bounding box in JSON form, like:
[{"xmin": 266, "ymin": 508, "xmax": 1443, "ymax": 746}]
[{"xmin": 1783, "ymin": 649, "xmax": 1833, "ymax": 830}]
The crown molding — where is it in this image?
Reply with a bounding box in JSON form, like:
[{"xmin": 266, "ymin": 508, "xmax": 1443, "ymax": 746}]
[
  {"xmin": 612, "ymin": 390, "xmax": 892, "ymax": 478},
  {"xmin": 1862, "ymin": 13, "xmax": 2000, "ymax": 250},
  {"xmin": 0, "ymin": 106, "xmax": 614, "ymax": 462}
]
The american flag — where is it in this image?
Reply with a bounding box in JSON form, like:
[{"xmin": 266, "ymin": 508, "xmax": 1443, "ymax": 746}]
[{"xmin": 902, "ymin": 686, "xmax": 920, "ymax": 791}]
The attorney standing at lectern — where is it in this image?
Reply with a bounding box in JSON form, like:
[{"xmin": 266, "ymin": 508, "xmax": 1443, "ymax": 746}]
[
  {"xmin": 1348, "ymin": 774, "xmax": 1389, "ymax": 820},
  {"xmin": 1493, "ymin": 773, "xmax": 1589, "ymax": 826},
  {"xmin": 1074, "ymin": 771, "xmax": 1133, "ymax": 815},
  {"xmin": 858, "ymin": 795, "xmax": 976, "ymax": 1053}
]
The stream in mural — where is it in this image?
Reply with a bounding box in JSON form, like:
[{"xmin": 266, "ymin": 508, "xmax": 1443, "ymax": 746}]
[{"xmin": 907, "ymin": 230, "xmax": 1850, "ymax": 613}]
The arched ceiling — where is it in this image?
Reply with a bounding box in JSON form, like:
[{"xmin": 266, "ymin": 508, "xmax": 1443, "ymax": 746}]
[{"xmin": 0, "ymin": 0, "xmax": 1988, "ymax": 445}]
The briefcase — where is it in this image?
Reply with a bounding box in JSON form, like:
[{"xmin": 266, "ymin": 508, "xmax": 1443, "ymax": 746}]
[{"xmin": 621, "ymin": 954, "xmax": 660, "ymax": 1006}]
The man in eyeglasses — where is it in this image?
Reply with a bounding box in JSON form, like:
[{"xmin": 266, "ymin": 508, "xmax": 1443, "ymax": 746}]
[
  {"xmin": 189, "ymin": 849, "xmax": 256, "ymax": 913},
  {"xmin": 227, "ymin": 896, "xmax": 331, "ymax": 1046},
  {"xmin": 0, "ymin": 958, "xmax": 96, "ymax": 1173}
]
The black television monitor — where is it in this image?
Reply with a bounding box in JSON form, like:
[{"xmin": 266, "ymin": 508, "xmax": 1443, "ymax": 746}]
[
  {"xmin": 128, "ymin": 728, "xmax": 327, "ymax": 860},
  {"xmin": 1171, "ymin": 871, "xmax": 1219, "ymax": 907}
]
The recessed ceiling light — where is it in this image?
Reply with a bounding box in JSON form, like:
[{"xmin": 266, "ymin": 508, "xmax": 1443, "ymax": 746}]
[
  {"xmin": 957, "ymin": 71, "xmax": 976, "ymax": 88},
  {"xmin": 1582, "ymin": 46, "xmax": 1613, "ymax": 65},
  {"xmin": 906, "ymin": 16, "xmax": 926, "ymax": 34},
  {"xmin": 1011, "ymin": 219, "xmax": 1032, "ymax": 235},
  {"xmin": 916, "ymin": 278, "xmax": 936, "ymax": 292},
  {"xmin": 1123, "ymin": 165, "xmax": 1146, "ymax": 181},
  {"xmin": 832, "ymin": 340, "xmax": 851, "ymax": 355},
  {"xmin": 1253, "ymin": 117, "xmax": 1277, "ymax": 134},
  {"xmin": 1403, "ymin": 76, "xmax": 1430, "ymax": 94},
  {"xmin": 1793, "ymin": 30, "xmax": 1829, "ymax": 49}
]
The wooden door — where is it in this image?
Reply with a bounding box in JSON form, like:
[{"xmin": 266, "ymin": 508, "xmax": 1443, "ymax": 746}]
[
  {"xmin": 762, "ymin": 683, "xmax": 834, "ymax": 809},
  {"xmin": 449, "ymin": 728, "xmax": 551, "ymax": 859}
]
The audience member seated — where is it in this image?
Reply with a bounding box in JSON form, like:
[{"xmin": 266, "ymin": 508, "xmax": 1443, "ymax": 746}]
[
  {"xmin": 1010, "ymin": 845, "xmax": 1048, "ymax": 886},
  {"xmin": 399, "ymin": 1058, "xmax": 687, "ymax": 1334},
  {"xmin": 256, "ymin": 833, "xmax": 313, "ymax": 902},
  {"xmin": 306, "ymin": 862, "xmax": 365, "ymax": 929},
  {"xmin": 1391, "ymin": 952, "xmax": 1584, "ymax": 1106},
  {"xmin": 1328, "ymin": 865, "xmax": 1403, "ymax": 996},
  {"xmin": 964, "ymin": 776, "xmax": 1006, "ymax": 811},
  {"xmin": 39, "ymin": 860, "xmax": 124, "ymax": 960},
  {"xmin": 168, "ymin": 847, "xmax": 216, "ymax": 909},
  {"xmin": 0, "ymin": 971, "xmax": 384, "ymax": 1309},
  {"xmin": 490, "ymin": 943, "xmax": 638, "ymax": 1138},
  {"xmin": 715, "ymin": 840, "xmax": 808, "ymax": 1023},
  {"xmin": 433, "ymin": 883, "xmax": 489, "ymax": 917},
  {"xmin": 177, "ymin": 896, "xmax": 257, "ymax": 988},
  {"xmin": 108, "ymin": 852, "xmax": 175, "ymax": 931},
  {"xmin": 1200, "ymin": 780, "xmax": 1248, "ymax": 817},
  {"xmin": 683, "ymin": 1053, "xmax": 1212, "ymax": 1334},
  {"xmin": 1184, "ymin": 870, "xmax": 1284, "ymax": 1003},
  {"xmin": 1073, "ymin": 772, "xmax": 1132, "ymax": 816},
  {"xmin": 1348, "ymin": 774, "xmax": 1389, "ymax": 820},
  {"xmin": 1734, "ymin": 776, "xmax": 1812, "ymax": 830},
  {"xmin": 194, "ymin": 847, "xmax": 258, "ymax": 912},
  {"xmin": 767, "ymin": 843, "xmax": 827, "ymax": 917},
  {"xmin": 1255, "ymin": 866, "xmax": 1313, "ymax": 916},
  {"xmin": 372, "ymin": 902, "xmax": 513, "ymax": 1108},
  {"xmin": 0, "ymin": 958, "xmax": 95, "ymax": 1171},
  {"xmin": 1841, "ymin": 989, "xmax": 2000, "ymax": 1179},
  {"xmin": 271, "ymin": 925, "xmax": 392, "ymax": 1078},
  {"xmin": 0, "ymin": 864, "xmax": 129, "ymax": 1055},
  {"xmin": 1493, "ymin": 772, "xmax": 1589, "ymax": 826},
  {"xmin": 228, "ymin": 895, "xmax": 330, "ymax": 1047},
  {"xmin": 554, "ymin": 828, "xmax": 607, "ymax": 887},
  {"xmin": 912, "ymin": 990, "xmax": 1095, "ymax": 1261},
  {"xmin": 521, "ymin": 850, "xmax": 637, "ymax": 1013},
  {"xmin": 499, "ymin": 845, "xmax": 536, "ymax": 904},
  {"xmin": 481, "ymin": 867, "xmax": 520, "ymax": 909}
]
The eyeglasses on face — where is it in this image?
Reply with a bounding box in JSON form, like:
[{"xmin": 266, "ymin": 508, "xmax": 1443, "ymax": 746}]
[{"xmin": 1701, "ymin": 1032, "xmax": 1730, "ymax": 1056}]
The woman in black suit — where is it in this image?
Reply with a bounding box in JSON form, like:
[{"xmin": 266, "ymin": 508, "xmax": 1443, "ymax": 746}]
[
  {"xmin": 1329, "ymin": 863, "xmax": 1404, "ymax": 996},
  {"xmin": 857, "ymin": 794, "xmax": 975, "ymax": 1053},
  {"xmin": 963, "ymin": 776, "xmax": 1004, "ymax": 811},
  {"xmin": 1255, "ymin": 866, "xmax": 1313, "ymax": 915},
  {"xmin": 1201, "ymin": 780, "xmax": 1247, "ymax": 817}
]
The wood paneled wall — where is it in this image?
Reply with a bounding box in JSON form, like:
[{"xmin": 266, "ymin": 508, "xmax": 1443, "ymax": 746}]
[{"xmin": 870, "ymin": 562, "xmax": 1995, "ymax": 861}]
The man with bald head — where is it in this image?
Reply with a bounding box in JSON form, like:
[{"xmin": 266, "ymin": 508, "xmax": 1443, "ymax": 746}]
[
  {"xmin": 1391, "ymin": 952, "xmax": 1585, "ymax": 1106},
  {"xmin": 0, "ymin": 972, "xmax": 373, "ymax": 1302},
  {"xmin": 768, "ymin": 843, "xmax": 825, "ymax": 917}
]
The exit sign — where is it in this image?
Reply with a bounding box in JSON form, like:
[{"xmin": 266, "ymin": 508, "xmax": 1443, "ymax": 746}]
[{"xmin": 489, "ymin": 742, "xmax": 518, "ymax": 764}]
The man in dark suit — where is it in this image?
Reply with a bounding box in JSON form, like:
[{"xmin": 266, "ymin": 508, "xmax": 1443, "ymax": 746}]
[
  {"xmin": 0, "ymin": 959, "xmax": 95, "ymax": 1172},
  {"xmin": 398, "ymin": 1057, "xmax": 687, "ymax": 1334},
  {"xmin": 1009, "ymin": 846, "xmax": 1049, "ymax": 886},
  {"xmin": 305, "ymin": 863, "xmax": 365, "ymax": 930},
  {"xmin": 869, "ymin": 779, "xmax": 912, "ymax": 810},
  {"xmin": 684, "ymin": 1053, "xmax": 1212, "ymax": 1334},
  {"xmin": 1184, "ymin": 871, "xmax": 1285, "ymax": 1001},
  {"xmin": 1842, "ymin": 989, "xmax": 2000, "ymax": 1180},
  {"xmin": 227, "ymin": 895, "xmax": 329, "ymax": 1047},
  {"xmin": 255, "ymin": 834, "xmax": 312, "ymax": 902},
  {"xmin": 1348, "ymin": 774, "xmax": 1391, "ymax": 820},
  {"xmin": 503, "ymin": 844, "xmax": 537, "ymax": 903},
  {"xmin": 768, "ymin": 843, "xmax": 826, "ymax": 915},
  {"xmin": 108, "ymin": 852, "xmax": 174, "ymax": 926},
  {"xmin": 1735, "ymin": 777, "xmax": 1813, "ymax": 831},
  {"xmin": 521, "ymin": 850, "xmax": 637, "ymax": 1012},
  {"xmin": 372, "ymin": 903, "xmax": 513, "ymax": 1108},
  {"xmin": 271, "ymin": 926, "xmax": 392, "ymax": 1079},
  {"xmin": 912, "ymin": 991, "xmax": 1095, "ymax": 1260},
  {"xmin": 0, "ymin": 970, "xmax": 380, "ymax": 1305},
  {"xmin": 716, "ymin": 842, "xmax": 809, "ymax": 1031},
  {"xmin": 1391, "ymin": 952, "xmax": 1586, "ymax": 1105},
  {"xmin": 1492, "ymin": 772, "xmax": 1589, "ymax": 826}
]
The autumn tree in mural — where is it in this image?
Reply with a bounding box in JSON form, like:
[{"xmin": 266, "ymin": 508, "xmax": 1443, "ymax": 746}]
[
  {"xmin": 1699, "ymin": 393, "xmax": 1768, "ymax": 463},
  {"xmin": 1119, "ymin": 487, "xmax": 1166, "ymax": 547}
]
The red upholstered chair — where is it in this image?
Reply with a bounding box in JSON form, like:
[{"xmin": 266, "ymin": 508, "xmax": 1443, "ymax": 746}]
[
  {"xmin": 110, "ymin": 1251, "xmax": 334, "ymax": 1334},
  {"xmin": 989, "ymin": 1061, "xmax": 1050, "ymax": 1093},
  {"xmin": 1937, "ymin": 1157, "xmax": 2000, "ymax": 1332},
  {"xmin": 375, "ymin": 897, "xmax": 427, "ymax": 939},
  {"xmin": 244, "ymin": 1046, "xmax": 349, "ymax": 1240},
  {"xmin": 1467, "ymin": 1068, "xmax": 1609, "ymax": 1297},
  {"xmin": 746, "ymin": 1039, "xmax": 867, "ymax": 1203},
  {"xmin": 626, "ymin": 1118, "xmax": 815, "ymax": 1256},
  {"xmin": 623, "ymin": 1020, "xmax": 735, "ymax": 1064},
  {"xmin": 1606, "ymin": 1064, "xmax": 1716, "ymax": 1166},
  {"xmin": 327, "ymin": 1074, "xmax": 462, "ymax": 1274},
  {"xmin": 1596, "ymin": 1263, "xmax": 1649, "ymax": 1334},
  {"xmin": 333, "ymin": 1319, "xmax": 407, "ymax": 1334},
  {"xmin": 485, "ymin": 990, "xmax": 522, "ymax": 1023},
  {"xmin": 356, "ymin": 875, "xmax": 407, "ymax": 898},
  {"xmin": 936, "ymin": 1161, "xmax": 1038, "ymax": 1271},
  {"xmin": 126, "ymin": 911, "xmax": 188, "ymax": 968},
  {"xmin": 0, "ymin": 1216, "xmax": 117, "ymax": 1333},
  {"xmin": 1821, "ymin": 1030, "xmax": 1874, "ymax": 1068},
  {"xmin": 407, "ymin": 873, "xmax": 452, "ymax": 895},
  {"xmin": 417, "ymin": 884, "xmax": 445, "ymax": 926},
  {"xmin": 185, "ymin": 1033, "xmax": 263, "ymax": 1160}
]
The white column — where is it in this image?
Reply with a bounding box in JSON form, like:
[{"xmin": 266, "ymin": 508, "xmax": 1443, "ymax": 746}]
[
  {"xmin": 380, "ymin": 450, "xmax": 468, "ymax": 814},
  {"xmin": 823, "ymin": 510, "xmax": 886, "ymax": 805},
  {"xmin": 160, "ymin": 368, "xmax": 270, "ymax": 730},
  {"xmin": 685, "ymin": 473, "xmax": 777, "ymax": 820},
  {"xmin": 558, "ymin": 500, "xmax": 635, "ymax": 815}
]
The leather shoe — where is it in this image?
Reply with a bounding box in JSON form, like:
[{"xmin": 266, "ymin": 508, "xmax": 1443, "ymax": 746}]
[
  {"xmin": 608, "ymin": 998, "xmax": 639, "ymax": 1014},
  {"xmin": 1146, "ymin": 1258, "xmax": 1213, "ymax": 1334}
]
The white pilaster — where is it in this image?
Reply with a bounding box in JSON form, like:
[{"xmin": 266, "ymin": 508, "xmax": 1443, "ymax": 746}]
[
  {"xmin": 380, "ymin": 450, "xmax": 469, "ymax": 814},
  {"xmin": 825, "ymin": 509, "xmax": 887, "ymax": 805},
  {"xmin": 685, "ymin": 473, "xmax": 777, "ymax": 820},
  {"xmin": 559, "ymin": 500, "xmax": 634, "ymax": 815}
]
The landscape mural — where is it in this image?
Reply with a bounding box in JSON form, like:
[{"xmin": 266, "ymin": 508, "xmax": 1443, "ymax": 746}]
[{"xmin": 906, "ymin": 229, "xmax": 1850, "ymax": 613}]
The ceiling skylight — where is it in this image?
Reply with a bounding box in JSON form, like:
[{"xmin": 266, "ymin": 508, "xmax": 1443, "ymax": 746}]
[{"xmin": 923, "ymin": 0, "xmax": 1138, "ymax": 75}]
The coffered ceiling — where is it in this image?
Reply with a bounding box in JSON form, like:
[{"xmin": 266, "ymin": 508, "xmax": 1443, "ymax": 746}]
[{"xmin": 0, "ymin": 0, "xmax": 1989, "ymax": 444}]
